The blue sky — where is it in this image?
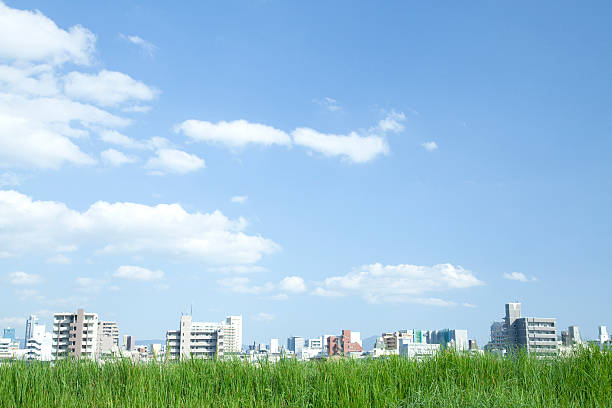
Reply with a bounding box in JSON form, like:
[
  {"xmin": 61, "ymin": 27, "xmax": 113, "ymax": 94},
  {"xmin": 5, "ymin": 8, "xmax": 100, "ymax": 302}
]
[{"xmin": 0, "ymin": 0, "xmax": 611, "ymax": 346}]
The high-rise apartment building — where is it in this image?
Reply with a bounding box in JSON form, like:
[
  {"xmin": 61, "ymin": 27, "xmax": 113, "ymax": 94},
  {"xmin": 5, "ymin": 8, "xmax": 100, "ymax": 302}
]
[
  {"xmin": 98, "ymin": 322, "xmax": 119, "ymax": 347},
  {"xmin": 501, "ymin": 302, "xmax": 557, "ymax": 356},
  {"xmin": 166, "ymin": 314, "xmax": 242, "ymax": 360},
  {"xmin": 52, "ymin": 309, "xmax": 99, "ymax": 359},
  {"xmin": 485, "ymin": 321, "xmax": 505, "ymax": 352}
]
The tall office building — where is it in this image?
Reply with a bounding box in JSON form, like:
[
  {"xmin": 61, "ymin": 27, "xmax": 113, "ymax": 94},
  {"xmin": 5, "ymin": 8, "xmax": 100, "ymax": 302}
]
[
  {"xmin": 24, "ymin": 315, "xmax": 38, "ymax": 341},
  {"xmin": 166, "ymin": 314, "xmax": 242, "ymax": 360},
  {"xmin": 52, "ymin": 309, "xmax": 99, "ymax": 359},
  {"xmin": 485, "ymin": 321, "xmax": 505, "ymax": 352},
  {"xmin": 287, "ymin": 336, "xmax": 305, "ymax": 354},
  {"xmin": 501, "ymin": 302, "xmax": 557, "ymax": 355}
]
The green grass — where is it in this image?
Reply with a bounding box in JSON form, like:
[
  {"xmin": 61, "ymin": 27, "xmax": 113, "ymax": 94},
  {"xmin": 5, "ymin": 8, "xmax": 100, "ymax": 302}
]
[{"xmin": 1, "ymin": 348, "xmax": 611, "ymax": 407}]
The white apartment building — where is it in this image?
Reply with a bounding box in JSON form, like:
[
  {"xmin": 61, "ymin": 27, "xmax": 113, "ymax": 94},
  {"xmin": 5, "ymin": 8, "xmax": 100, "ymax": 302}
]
[
  {"xmin": 52, "ymin": 309, "xmax": 99, "ymax": 359},
  {"xmin": 599, "ymin": 326, "xmax": 609, "ymax": 344},
  {"xmin": 97, "ymin": 321, "xmax": 120, "ymax": 356},
  {"xmin": 24, "ymin": 323, "xmax": 52, "ymax": 361},
  {"xmin": 166, "ymin": 314, "xmax": 242, "ymax": 360}
]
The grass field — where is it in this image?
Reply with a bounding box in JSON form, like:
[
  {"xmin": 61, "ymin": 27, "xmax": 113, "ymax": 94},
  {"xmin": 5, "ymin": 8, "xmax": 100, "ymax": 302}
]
[{"xmin": 1, "ymin": 348, "xmax": 611, "ymax": 407}]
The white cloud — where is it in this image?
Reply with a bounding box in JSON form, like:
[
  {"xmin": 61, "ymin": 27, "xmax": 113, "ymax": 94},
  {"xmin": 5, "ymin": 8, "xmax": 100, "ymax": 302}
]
[
  {"xmin": 114, "ymin": 265, "xmax": 164, "ymax": 281},
  {"xmin": 0, "ymin": 190, "xmax": 279, "ymax": 264},
  {"xmin": 101, "ymin": 149, "xmax": 137, "ymax": 166},
  {"xmin": 421, "ymin": 141, "xmax": 438, "ymax": 151},
  {"xmin": 252, "ymin": 312, "xmax": 275, "ymax": 321},
  {"xmin": 64, "ymin": 70, "xmax": 158, "ymax": 107},
  {"xmin": 119, "ymin": 34, "xmax": 156, "ymax": 56},
  {"xmin": 377, "ymin": 110, "xmax": 406, "ymax": 133},
  {"xmin": 146, "ymin": 148, "xmax": 205, "ymax": 174},
  {"xmin": 502, "ymin": 272, "xmax": 537, "ymax": 282},
  {"xmin": 176, "ymin": 119, "xmax": 292, "ymax": 148},
  {"xmin": 0, "ymin": 64, "xmax": 59, "ymax": 97},
  {"xmin": 312, "ymin": 263, "xmax": 483, "ymax": 305},
  {"xmin": 99, "ymin": 130, "xmax": 148, "ymax": 150},
  {"xmin": 314, "ymin": 97, "xmax": 341, "ymax": 112},
  {"xmin": 0, "ymin": 113, "xmax": 96, "ymax": 169},
  {"xmin": 0, "ymin": 2, "xmax": 95, "ymax": 65},
  {"xmin": 8, "ymin": 271, "xmax": 42, "ymax": 285},
  {"xmin": 231, "ymin": 195, "xmax": 248, "ymax": 204},
  {"xmin": 278, "ymin": 276, "xmax": 307, "ymax": 293},
  {"xmin": 46, "ymin": 254, "xmax": 71, "ymax": 264},
  {"xmin": 218, "ymin": 275, "xmax": 305, "ymax": 297},
  {"xmin": 292, "ymin": 128, "xmax": 389, "ymax": 163}
]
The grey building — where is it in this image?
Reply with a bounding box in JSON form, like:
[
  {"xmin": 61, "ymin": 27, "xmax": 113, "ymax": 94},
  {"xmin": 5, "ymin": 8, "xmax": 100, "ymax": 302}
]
[
  {"xmin": 426, "ymin": 329, "xmax": 469, "ymax": 350},
  {"xmin": 502, "ymin": 302, "xmax": 557, "ymax": 356}
]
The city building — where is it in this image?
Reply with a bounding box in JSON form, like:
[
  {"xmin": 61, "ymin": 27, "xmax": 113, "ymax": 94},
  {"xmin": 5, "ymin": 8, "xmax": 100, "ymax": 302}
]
[
  {"xmin": 379, "ymin": 330, "xmax": 426, "ymax": 354},
  {"xmin": 124, "ymin": 335, "xmax": 136, "ymax": 351},
  {"xmin": 0, "ymin": 338, "xmax": 13, "ymax": 359},
  {"xmin": 327, "ymin": 330, "xmax": 363, "ymax": 357},
  {"xmin": 52, "ymin": 309, "xmax": 99, "ymax": 359},
  {"xmin": 399, "ymin": 341, "xmax": 440, "ymax": 358},
  {"xmin": 97, "ymin": 321, "xmax": 120, "ymax": 356},
  {"xmin": 598, "ymin": 326, "xmax": 609, "ymax": 344},
  {"xmin": 3, "ymin": 327, "xmax": 15, "ymax": 342},
  {"xmin": 24, "ymin": 315, "xmax": 38, "ymax": 341},
  {"xmin": 287, "ymin": 336, "xmax": 305, "ymax": 355},
  {"xmin": 269, "ymin": 338, "xmax": 279, "ymax": 354},
  {"xmin": 426, "ymin": 329, "xmax": 469, "ymax": 351},
  {"xmin": 24, "ymin": 323, "xmax": 52, "ymax": 361},
  {"xmin": 502, "ymin": 302, "xmax": 557, "ymax": 356},
  {"xmin": 166, "ymin": 314, "xmax": 242, "ymax": 360},
  {"xmin": 485, "ymin": 321, "xmax": 505, "ymax": 353}
]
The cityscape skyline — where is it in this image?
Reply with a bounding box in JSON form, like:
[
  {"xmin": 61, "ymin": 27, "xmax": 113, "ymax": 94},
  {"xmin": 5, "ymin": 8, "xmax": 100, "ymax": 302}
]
[{"xmin": 1, "ymin": 0, "xmax": 611, "ymax": 347}]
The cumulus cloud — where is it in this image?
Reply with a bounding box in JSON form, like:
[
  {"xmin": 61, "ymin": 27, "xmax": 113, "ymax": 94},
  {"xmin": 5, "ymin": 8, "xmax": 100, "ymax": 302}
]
[
  {"xmin": 101, "ymin": 149, "xmax": 137, "ymax": 166},
  {"xmin": 312, "ymin": 263, "xmax": 483, "ymax": 305},
  {"xmin": 218, "ymin": 275, "xmax": 306, "ymax": 297},
  {"xmin": 120, "ymin": 34, "xmax": 156, "ymax": 56},
  {"xmin": 99, "ymin": 130, "xmax": 148, "ymax": 150},
  {"xmin": 278, "ymin": 276, "xmax": 307, "ymax": 293},
  {"xmin": 8, "ymin": 271, "xmax": 42, "ymax": 285},
  {"xmin": 0, "ymin": 2, "xmax": 95, "ymax": 65},
  {"xmin": 502, "ymin": 272, "xmax": 537, "ymax": 282},
  {"xmin": 0, "ymin": 190, "xmax": 279, "ymax": 264},
  {"xmin": 176, "ymin": 119, "xmax": 292, "ymax": 148},
  {"xmin": 145, "ymin": 148, "xmax": 205, "ymax": 174},
  {"xmin": 64, "ymin": 70, "xmax": 158, "ymax": 107},
  {"xmin": 377, "ymin": 110, "xmax": 406, "ymax": 133},
  {"xmin": 231, "ymin": 195, "xmax": 248, "ymax": 204},
  {"xmin": 209, "ymin": 265, "xmax": 267, "ymax": 274},
  {"xmin": 421, "ymin": 141, "xmax": 438, "ymax": 151},
  {"xmin": 114, "ymin": 265, "xmax": 164, "ymax": 281},
  {"xmin": 292, "ymin": 128, "xmax": 389, "ymax": 163}
]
